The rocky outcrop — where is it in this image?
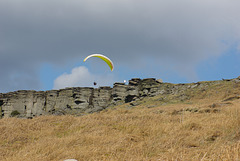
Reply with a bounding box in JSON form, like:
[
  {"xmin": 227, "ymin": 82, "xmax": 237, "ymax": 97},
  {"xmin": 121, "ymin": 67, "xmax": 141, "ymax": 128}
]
[
  {"xmin": 0, "ymin": 87, "xmax": 113, "ymax": 118},
  {"xmin": 1, "ymin": 77, "xmax": 240, "ymax": 118}
]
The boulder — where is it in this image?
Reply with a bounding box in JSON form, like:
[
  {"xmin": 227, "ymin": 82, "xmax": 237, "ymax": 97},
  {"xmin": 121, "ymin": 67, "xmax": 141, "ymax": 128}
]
[
  {"xmin": 156, "ymin": 79, "xmax": 163, "ymax": 83},
  {"xmin": 129, "ymin": 78, "xmax": 141, "ymax": 86}
]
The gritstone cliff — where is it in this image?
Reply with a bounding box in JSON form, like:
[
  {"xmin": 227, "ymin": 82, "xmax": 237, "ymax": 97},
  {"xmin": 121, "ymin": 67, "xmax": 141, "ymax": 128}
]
[{"xmin": 1, "ymin": 77, "xmax": 240, "ymax": 119}]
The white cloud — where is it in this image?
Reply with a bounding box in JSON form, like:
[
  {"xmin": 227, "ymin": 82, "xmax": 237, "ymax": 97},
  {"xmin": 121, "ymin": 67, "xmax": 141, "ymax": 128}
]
[{"xmin": 53, "ymin": 66, "xmax": 115, "ymax": 89}]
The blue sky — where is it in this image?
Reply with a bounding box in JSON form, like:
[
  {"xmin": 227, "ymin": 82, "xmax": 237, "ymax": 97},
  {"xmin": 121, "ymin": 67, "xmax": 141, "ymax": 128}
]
[{"xmin": 1, "ymin": 0, "xmax": 240, "ymax": 93}]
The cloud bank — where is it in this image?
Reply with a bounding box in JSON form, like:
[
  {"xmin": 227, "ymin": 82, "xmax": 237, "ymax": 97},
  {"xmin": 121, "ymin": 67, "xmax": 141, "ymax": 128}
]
[{"xmin": 1, "ymin": 0, "xmax": 240, "ymax": 92}]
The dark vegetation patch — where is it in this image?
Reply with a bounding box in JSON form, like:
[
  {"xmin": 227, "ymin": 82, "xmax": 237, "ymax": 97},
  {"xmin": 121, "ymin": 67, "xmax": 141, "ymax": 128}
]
[{"xmin": 11, "ymin": 110, "xmax": 20, "ymax": 117}]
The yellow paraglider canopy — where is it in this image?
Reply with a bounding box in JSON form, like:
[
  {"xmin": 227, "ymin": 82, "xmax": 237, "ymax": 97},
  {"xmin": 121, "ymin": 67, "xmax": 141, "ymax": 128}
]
[{"xmin": 84, "ymin": 54, "xmax": 114, "ymax": 71}]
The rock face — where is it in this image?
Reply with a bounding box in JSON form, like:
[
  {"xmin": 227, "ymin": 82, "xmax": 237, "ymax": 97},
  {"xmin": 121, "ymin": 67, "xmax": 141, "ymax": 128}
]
[{"xmin": 1, "ymin": 77, "xmax": 240, "ymax": 118}]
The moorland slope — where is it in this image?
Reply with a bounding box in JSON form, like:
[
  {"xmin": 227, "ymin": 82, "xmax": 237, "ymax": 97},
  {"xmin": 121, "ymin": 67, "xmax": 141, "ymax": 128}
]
[{"xmin": 1, "ymin": 77, "xmax": 240, "ymax": 160}]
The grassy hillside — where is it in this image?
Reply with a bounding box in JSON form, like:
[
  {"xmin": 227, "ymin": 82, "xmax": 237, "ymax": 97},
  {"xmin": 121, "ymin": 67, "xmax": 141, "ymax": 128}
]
[{"xmin": 1, "ymin": 80, "xmax": 240, "ymax": 160}]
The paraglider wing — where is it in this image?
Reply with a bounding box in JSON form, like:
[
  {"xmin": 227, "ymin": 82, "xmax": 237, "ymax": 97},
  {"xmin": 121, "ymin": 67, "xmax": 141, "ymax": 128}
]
[{"xmin": 83, "ymin": 54, "xmax": 114, "ymax": 71}]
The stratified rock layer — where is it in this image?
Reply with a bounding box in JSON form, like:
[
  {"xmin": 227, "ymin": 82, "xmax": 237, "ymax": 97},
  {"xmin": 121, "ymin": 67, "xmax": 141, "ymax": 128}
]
[{"xmin": 1, "ymin": 77, "xmax": 240, "ymax": 118}]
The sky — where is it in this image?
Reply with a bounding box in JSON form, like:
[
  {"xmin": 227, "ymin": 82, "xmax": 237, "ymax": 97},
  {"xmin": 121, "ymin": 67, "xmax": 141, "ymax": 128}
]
[{"xmin": 1, "ymin": 0, "xmax": 240, "ymax": 93}]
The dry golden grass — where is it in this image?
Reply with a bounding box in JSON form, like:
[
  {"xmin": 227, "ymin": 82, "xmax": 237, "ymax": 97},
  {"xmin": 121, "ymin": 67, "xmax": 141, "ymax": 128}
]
[{"xmin": 1, "ymin": 81, "xmax": 240, "ymax": 161}]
